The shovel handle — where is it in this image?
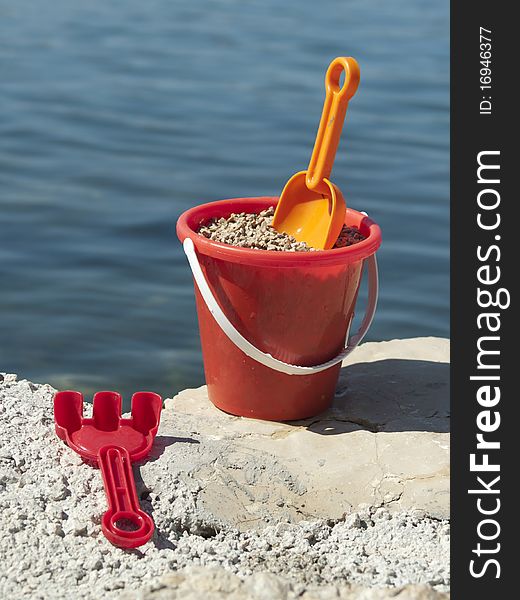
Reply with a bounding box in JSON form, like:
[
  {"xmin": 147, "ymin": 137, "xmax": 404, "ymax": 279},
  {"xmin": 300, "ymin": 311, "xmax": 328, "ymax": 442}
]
[
  {"xmin": 98, "ymin": 445, "xmax": 154, "ymax": 548},
  {"xmin": 306, "ymin": 57, "xmax": 360, "ymax": 194}
]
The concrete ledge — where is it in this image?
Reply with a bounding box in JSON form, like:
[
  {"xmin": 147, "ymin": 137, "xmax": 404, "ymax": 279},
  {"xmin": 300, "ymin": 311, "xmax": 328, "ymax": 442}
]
[{"xmin": 158, "ymin": 337, "xmax": 450, "ymax": 526}]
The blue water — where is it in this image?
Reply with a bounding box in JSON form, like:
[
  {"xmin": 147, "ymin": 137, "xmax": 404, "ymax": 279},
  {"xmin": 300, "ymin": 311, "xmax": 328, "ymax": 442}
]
[{"xmin": 0, "ymin": 0, "xmax": 449, "ymax": 400}]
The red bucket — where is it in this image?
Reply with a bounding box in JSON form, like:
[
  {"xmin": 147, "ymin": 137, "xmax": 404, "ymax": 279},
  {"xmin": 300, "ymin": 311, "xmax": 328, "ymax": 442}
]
[{"xmin": 176, "ymin": 197, "xmax": 381, "ymax": 421}]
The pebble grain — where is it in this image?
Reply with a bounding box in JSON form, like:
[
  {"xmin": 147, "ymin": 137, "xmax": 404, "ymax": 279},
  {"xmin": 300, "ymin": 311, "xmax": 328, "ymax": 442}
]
[{"xmin": 198, "ymin": 207, "xmax": 365, "ymax": 251}]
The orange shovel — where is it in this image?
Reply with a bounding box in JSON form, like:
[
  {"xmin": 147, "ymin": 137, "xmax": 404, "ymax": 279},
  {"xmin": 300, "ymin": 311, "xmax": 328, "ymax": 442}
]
[{"xmin": 272, "ymin": 57, "xmax": 360, "ymax": 249}]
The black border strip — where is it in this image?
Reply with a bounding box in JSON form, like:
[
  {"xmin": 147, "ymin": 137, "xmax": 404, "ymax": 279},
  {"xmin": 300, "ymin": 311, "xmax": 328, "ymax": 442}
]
[{"xmin": 451, "ymin": 2, "xmax": 513, "ymax": 596}]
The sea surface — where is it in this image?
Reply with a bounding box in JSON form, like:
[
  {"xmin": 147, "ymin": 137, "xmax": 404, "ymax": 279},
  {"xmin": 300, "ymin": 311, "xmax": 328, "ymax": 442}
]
[{"xmin": 0, "ymin": 0, "xmax": 449, "ymax": 400}]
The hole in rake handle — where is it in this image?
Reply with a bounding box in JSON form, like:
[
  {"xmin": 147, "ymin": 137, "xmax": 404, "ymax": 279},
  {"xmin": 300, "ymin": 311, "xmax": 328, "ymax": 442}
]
[{"xmin": 111, "ymin": 511, "xmax": 145, "ymax": 535}]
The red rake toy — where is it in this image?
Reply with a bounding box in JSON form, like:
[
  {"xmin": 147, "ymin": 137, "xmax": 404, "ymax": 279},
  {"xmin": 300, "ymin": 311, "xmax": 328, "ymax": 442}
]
[{"xmin": 54, "ymin": 390, "xmax": 162, "ymax": 548}]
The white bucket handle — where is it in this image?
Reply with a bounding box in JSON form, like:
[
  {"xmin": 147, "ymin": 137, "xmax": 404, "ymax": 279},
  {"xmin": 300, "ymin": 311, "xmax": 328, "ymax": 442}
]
[{"xmin": 183, "ymin": 235, "xmax": 379, "ymax": 375}]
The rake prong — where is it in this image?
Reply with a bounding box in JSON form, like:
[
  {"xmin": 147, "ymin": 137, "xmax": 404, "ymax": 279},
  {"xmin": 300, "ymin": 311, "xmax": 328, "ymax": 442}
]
[
  {"xmin": 92, "ymin": 391, "xmax": 122, "ymax": 432},
  {"xmin": 53, "ymin": 391, "xmax": 84, "ymax": 441},
  {"xmin": 131, "ymin": 392, "xmax": 162, "ymax": 436}
]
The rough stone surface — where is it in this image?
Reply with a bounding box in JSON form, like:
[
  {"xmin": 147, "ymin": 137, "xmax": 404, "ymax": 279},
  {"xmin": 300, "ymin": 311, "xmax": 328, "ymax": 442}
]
[
  {"xmin": 0, "ymin": 338, "xmax": 450, "ymax": 599},
  {"xmin": 120, "ymin": 566, "xmax": 449, "ymax": 599},
  {"xmin": 162, "ymin": 337, "xmax": 450, "ymax": 524}
]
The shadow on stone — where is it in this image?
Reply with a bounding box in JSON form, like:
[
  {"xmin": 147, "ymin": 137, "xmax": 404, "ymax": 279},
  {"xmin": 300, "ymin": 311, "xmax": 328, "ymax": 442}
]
[
  {"xmin": 296, "ymin": 359, "xmax": 449, "ymax": 434},
  {"xmin": 147, "ymin": 435, "xmax": 200, "ymax": 462},
  {"xmin": 132, "ymin": 435, "xmax": 200, "ymax": 547}
]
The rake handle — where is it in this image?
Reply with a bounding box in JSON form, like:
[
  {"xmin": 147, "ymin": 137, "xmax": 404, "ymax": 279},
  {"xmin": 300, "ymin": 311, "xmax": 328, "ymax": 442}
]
[{"xmin": 98, "ymin": 444, "xmax": 154, "ymax": 548}]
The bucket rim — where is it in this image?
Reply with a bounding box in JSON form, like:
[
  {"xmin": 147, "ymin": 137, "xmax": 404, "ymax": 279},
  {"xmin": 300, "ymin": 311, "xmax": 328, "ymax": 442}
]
[{"xmin": 176, "ymin": 197, "xmax": 381, "ymax": 267}]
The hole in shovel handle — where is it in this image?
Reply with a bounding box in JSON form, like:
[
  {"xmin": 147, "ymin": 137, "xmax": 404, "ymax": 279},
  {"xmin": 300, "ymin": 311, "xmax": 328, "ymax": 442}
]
[{"xmin": 326, "ymin": 57, "xmax": 360, "ymax": 100}]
